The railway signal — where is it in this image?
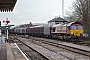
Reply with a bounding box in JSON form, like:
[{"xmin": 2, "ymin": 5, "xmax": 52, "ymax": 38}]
[
  {"xmin": 3, "ymin": 18, "xmax": 10, "ymax": 43},
  {"xmin": 3, "ymin": 18, "xmax": 10, "ymax": 25}
]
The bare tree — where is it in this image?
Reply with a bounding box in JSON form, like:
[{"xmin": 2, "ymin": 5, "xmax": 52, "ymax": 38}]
[{"xmin": 67, "ymin": 0, "xmax": 90, "ymax": 28}]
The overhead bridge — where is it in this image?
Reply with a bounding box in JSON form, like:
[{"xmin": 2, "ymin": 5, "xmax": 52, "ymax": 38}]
[{"xmin": 0, "ymin": 0, "xmax": 17, "ymax": 12}]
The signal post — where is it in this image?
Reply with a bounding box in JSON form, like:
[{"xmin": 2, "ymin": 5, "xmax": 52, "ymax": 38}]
[{"xmin": 3, "ymin": 18, "xmax": 10, "ymax": 42}]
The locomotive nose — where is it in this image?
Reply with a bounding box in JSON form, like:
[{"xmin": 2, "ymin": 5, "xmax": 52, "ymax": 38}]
[
  {"xmin": 75, "ymin": 31, "xmax": 79, "ymax": 36},
  {"xmin": 75, "ymin": 30, "xmax": 83, "ymax": 37}
]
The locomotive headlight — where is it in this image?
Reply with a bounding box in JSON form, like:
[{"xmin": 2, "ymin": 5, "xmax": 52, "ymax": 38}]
[
  {"xmin": 80, "ymin": 32, "xmax": 82, "ymax": 34},
  {"xmin": 71, "ymin": 32, "xmax": 73, "ymax": 34}
]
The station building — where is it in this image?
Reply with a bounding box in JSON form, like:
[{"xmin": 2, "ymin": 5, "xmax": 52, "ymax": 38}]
[{"xmin": 48, "ymin": 17, "xmax": 68, "ymax": 25}]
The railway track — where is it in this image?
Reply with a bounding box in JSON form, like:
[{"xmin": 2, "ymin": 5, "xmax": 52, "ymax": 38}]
[
  {"xmin": 9, "ymin": 35, "xmax": 90, "ymax": 60},
  {"xmin": 10, "ymin": 34, "xmax": 90, "ymax": 47},
  {"xmin": 29, "ymin": 37, "xmax": 90, "ymax": 57},
  {"xmin": 10, "ymin": 36, "xmax": 49, "ymax": 60},
  {"xmin": 11, "ymin": 37, "xmax": 72, "ymax": 60}
]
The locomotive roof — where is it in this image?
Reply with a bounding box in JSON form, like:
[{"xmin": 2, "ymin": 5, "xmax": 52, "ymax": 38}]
[
  {"xmin": 52, "ymin": 22, "xmax": 77, "ymax": 27},
  {"xmin": 52, "ymin": 21, "xmax": 83, "ymax": 27},
  {"xmin": 72, "ymin": 21, "xmax": 82, "ymax": 24}
]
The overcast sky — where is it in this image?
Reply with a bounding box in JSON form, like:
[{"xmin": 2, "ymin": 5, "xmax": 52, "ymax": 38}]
[{"xmin": 0, "ymin": 0, "xmax": 74, "ymax": 26}]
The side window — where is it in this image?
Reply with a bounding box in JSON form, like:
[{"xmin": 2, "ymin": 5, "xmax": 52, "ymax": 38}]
[
  {"xmin": 78, "ymin": 26, "xmax": 82, "ymax": 30},
  {"xmin": 71, "ymin": 26, "xmax": 76, "ymax": 30}
]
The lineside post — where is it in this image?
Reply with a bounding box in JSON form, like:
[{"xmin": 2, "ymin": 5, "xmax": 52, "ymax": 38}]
[{"xmin": 3, "ymin": 18, "xmax": 10, "ymax": 43}]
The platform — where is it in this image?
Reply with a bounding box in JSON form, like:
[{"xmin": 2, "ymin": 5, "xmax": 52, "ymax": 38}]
[
  {"xmin": 0, "ymin": 44, "xmax": 7, "ymax": 60},
  {"xmin": 0, "ymin": 43, "xmax": 27, "ymax": 60}
]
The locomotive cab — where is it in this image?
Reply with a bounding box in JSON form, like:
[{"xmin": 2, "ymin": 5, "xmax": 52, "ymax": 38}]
[{"xmin": 70, "ymin": 22, "xmax": 84, "ymax": 37}]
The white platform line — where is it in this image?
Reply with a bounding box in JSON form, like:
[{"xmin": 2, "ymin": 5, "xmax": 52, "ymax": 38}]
[{"xmin": 14, "ymin": 43, "xmax": 29, "ymax": 60}]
